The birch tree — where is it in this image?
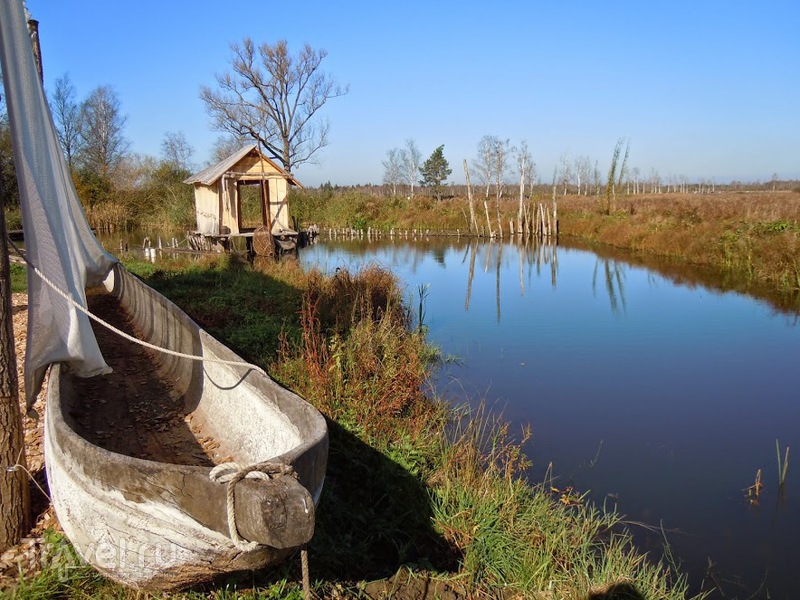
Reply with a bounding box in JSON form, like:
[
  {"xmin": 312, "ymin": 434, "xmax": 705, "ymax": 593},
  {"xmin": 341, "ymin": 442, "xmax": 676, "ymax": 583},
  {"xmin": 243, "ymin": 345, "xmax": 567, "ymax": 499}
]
[
  {"xmin": 516, "ymin": 141, "xmax": 534, "ymax": 235},
  {"xmin": 492, "ymin": 138, "xmax": 512, "ymax": 237},
  {"xmin": 76, "ymin": 85, "xmax": 130, "ymax": 179},
  {"xmin": 574, "ymin": 155, "xmax": 592, "ymax": 196},
  {"xmin": 473, "ymin": 135, "xmax": 496, "ymax": 199},
  {"xmin": 463, "ymin": 159, "xmax": 478, "ymax": 233},
  {"xmin": 382, "ymin": 147, "xmax": 404, "ymax": 196},
  {"xmin": 559, "ymin": 152, "xmax": 571, "ymax": 195},
  {"xmin": 631, "ymin": 166, "xmax": 641, "ymax": 194},
  {"xmin": 402, "ymin": 139, "xmax": 421, "ymax": 197}
]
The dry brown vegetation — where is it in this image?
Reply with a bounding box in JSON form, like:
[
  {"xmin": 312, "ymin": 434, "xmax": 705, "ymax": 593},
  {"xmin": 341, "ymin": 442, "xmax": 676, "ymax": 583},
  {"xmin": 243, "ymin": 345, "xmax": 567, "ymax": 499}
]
[
  {"xmin": 559, "ymin": 190, "xmax": 800, "ymax": 290},
  {"xmin": 293, "ymin": 188, "xmax": 800, "ymax": 295}
]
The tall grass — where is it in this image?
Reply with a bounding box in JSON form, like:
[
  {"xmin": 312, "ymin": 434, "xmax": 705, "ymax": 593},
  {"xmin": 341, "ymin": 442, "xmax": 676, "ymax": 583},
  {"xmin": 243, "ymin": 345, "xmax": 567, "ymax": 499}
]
[{"xmin": 6, "ymin": 257, "xmax": 696, "ymax": 599}]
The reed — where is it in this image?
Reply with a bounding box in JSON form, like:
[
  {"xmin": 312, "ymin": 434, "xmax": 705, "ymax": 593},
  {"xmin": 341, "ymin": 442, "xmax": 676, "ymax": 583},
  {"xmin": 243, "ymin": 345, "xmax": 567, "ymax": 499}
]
[
  {"xmin": 745, "ymin": 468, "xmax": 763, "ymax": 504},
  {"xmin": 776, "ymin": 439, "xmax": 790, "ymax": 489}
]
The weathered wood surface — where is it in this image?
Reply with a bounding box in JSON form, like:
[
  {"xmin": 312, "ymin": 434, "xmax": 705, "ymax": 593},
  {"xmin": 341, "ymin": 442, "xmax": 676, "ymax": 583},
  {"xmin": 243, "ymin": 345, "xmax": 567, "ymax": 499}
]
[{"xmin": 44, "ymin": 265, "xmax": 328, "ymax": 590}]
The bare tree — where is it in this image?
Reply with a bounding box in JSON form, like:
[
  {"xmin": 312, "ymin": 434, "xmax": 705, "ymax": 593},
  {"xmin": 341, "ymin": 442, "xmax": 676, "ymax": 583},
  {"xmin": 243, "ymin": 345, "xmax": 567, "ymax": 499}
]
[
  {"xmin": 463, "ymin": 159, "xmax": 478, "ymax": 234},
  {"xmin": 76, "ymin": 85, "xmax": 130, "ymax": 178},
  {"xmin": 382, "ymin": 147, "xmax": 404, "ymax": 196},
  {"xmin": 604, "ymin": 138, "xmax": 629, "ymax": 213},
  {"xmin": 574, "ymin": 155, "xmax": 592, "ymax": 196},
  {"xmin": 631, "ymin": 166, "xmax": 641, "ymax": 194},
  {"xmin": 649, "ymin": 167, "xmax": 661, "ymax": 193},
  {"xmin": 492, "ymin": 138, "xmax": 512, "ymax": 237},
  {"xmin": 49, "ymin": 73, "xmax": 81, "ymax": 168},
  {"xmin": 209, "ymin": 134, "xmax": 247, "ymax": 165},
  {"xmin": 402, "ymin": 139, "xmax": 421, "ymax": 197},
  {"xmin": 516, "ymin": 141, "xmax": 534, "ymax": 235},
  {"xmin": 200, "ymin": 38, "xmax": 348, "ymax": 173},
  {"xmin": 559, "ymin": 152, "xmax": 572, "ymax": 195},
  {"xmin": 160, "ymin": 131, "xmax": 194, "ymax": 172},
  {"xmin": 592, "ymin": 160, "xmax": 601, "ymax": 195},
  {"xmin": 473, "ymin": 135, "xmax": 496, "ymax": 199}
]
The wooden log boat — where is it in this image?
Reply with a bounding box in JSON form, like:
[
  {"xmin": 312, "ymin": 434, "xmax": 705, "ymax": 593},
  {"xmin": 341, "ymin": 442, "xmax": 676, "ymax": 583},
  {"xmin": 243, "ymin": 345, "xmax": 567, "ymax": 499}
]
[{"xmin": 43, "ymin": 264, "xmax": 328, "ymax": 590}]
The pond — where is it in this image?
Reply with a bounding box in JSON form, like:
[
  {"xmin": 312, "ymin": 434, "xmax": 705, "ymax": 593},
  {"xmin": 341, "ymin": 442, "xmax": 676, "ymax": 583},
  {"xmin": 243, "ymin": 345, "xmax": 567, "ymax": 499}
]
[{"xmin": 298, "ymin": 235, "xmax": 800, "ymax": 598}]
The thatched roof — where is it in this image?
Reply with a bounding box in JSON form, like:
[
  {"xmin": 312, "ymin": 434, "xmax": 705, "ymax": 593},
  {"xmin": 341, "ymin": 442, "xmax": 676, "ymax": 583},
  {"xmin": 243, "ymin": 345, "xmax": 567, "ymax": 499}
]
[{"xmin": 183, "ymin": 144, "xmax": 302, "ymax": 187}]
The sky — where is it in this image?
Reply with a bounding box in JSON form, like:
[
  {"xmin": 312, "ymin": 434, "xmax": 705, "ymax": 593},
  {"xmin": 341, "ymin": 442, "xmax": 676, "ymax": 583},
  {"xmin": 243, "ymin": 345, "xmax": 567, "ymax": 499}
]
[{"xmin": 24, "ymin": 0, "xmax": 800, "ymax": 187}]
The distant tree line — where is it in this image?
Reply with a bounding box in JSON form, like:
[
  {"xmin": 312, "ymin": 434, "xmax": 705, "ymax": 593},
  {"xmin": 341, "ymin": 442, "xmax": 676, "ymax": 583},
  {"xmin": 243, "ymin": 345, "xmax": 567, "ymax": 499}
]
[{"xmin": 380, "ymin": 136, "xmax": 800, "ymax": 203}]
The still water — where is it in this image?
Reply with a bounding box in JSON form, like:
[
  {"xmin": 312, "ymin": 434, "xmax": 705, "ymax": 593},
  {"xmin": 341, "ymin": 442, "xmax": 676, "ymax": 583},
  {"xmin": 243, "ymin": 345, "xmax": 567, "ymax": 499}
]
[{"xmin": 299, "ymin": 237, "xmax": 800, "ymax": 598}]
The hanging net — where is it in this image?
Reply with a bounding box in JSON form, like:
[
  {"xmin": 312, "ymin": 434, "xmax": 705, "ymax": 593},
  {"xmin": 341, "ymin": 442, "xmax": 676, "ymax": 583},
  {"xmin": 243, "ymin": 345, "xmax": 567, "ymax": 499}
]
[{"xmin": 0, "ymin": 0, "xmax": 117, "ymax": 412}]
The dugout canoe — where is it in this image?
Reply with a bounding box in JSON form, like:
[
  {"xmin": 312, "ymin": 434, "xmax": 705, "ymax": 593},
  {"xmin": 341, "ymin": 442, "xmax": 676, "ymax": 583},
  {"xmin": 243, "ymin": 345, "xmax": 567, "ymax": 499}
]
[{"xmin": 43, "ymin": 264, "xmax": 328, "ymax": 591}]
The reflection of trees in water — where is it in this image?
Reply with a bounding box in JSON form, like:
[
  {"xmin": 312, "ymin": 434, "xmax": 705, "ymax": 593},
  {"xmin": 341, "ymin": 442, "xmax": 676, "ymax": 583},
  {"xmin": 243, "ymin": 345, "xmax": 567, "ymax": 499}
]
[
  {"xmin": 465, "ymin": 241, "xmax": 477, "ymax": 311},
  {"xmin": 464, "ymin": 240, "xmax": 558, "ymax": 322},
  {"xmin": 592, "ymin": 258, "xmax": 627, "ymax": 315}
]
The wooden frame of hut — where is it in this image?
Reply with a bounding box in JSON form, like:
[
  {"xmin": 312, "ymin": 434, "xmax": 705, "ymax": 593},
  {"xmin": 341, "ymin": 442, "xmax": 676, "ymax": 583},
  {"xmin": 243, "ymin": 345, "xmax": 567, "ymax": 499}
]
[{"xmin": 183, "ymin": 145, "xmax": 302, "ymax": 253}]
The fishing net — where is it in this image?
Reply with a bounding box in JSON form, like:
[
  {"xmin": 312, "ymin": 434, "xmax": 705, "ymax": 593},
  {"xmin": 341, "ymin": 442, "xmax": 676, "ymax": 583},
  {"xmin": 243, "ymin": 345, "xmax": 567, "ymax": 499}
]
[{"xmin": 0, "ymin": 0, "xmax": 117, "ymax": 412}]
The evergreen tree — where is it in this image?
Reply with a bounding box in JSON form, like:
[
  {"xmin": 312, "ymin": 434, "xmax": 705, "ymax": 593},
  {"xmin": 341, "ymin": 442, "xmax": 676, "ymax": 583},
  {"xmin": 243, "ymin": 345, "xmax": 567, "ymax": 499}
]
[{"xmin": 420, "ymin": 145, "xmax": 451, "ymax": 201}]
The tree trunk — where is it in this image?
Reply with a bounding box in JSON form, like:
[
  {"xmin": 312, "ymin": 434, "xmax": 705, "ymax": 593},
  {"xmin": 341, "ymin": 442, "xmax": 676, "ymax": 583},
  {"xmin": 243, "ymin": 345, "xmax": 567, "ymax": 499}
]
[
  {"xmin": 517, "ymin": 161, "xmax": 525, "ymax": 236},
  {"xmin": 0, "ymin": 181, "xmax": 29, "ymax": 551},
  {"xmin": 463, "ymin": 160, "xmax": 478, "ymax": 234},
  {"xmin": 483, "ymin": 200, "xmax": 493, "ymax": 238}
]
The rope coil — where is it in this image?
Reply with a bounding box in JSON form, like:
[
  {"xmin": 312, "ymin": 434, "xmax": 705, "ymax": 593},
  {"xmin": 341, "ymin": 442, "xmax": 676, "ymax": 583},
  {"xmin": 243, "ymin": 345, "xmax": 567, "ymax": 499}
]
[{"xmin": 209, "ymin": 461, "xmax": 296, "ymax": 551}]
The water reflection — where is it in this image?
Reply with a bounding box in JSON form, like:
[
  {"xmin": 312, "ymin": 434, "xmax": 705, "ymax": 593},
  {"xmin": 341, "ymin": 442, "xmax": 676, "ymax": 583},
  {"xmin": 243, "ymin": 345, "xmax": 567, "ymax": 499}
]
[
  {"xmin": 463, "ymin": 240, "xmax": 560, "ymax": 322},
  {"xmin": 592, "ymin": 259, "xmax": 627, "ymax": 316},
  {"xmin": 298, "ymin": 236, "xmax": 800, "ymax": 598},
  {"xmin": 89, "ymin": 230, "xmax": 800, "ymax": 595}
]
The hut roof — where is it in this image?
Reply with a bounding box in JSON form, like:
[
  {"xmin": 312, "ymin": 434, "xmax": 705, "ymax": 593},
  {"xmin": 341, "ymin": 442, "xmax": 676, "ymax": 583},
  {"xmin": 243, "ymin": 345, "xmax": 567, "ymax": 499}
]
[{"xmin": 183, "ymin": 144, "xmax": 302, "ymax": 187}]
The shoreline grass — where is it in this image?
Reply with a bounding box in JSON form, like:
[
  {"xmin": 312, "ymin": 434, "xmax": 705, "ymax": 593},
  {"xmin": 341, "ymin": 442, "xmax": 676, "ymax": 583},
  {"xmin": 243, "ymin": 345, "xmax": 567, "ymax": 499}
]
[{"xmin": 2, "ymin": 254, "xmax": 697, "ymax": 598}]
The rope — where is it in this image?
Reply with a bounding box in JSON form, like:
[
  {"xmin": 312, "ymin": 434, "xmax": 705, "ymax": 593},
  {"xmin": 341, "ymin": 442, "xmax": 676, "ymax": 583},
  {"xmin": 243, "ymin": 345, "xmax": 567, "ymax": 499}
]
[
  {"xmin": 302, "ymin": 545, "xmax": 311, "ymax": 600},
  {"xmin": 10, "ymin": 239, "xmax": 314, "ymax": 597},
  {"xmin": 208, "ymin": 461, "xmax": 296, "ymax": 551},
  {"xmin": 7, "ymin": 238, "xmax": 268, "ymax": 379}
]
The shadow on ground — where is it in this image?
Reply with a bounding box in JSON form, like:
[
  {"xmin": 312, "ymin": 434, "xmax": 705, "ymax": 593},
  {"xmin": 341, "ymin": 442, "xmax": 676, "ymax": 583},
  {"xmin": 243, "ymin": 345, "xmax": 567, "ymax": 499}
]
[{"xmin": 588, "ymin": 582, "xmax": 646, "ymax": 600}]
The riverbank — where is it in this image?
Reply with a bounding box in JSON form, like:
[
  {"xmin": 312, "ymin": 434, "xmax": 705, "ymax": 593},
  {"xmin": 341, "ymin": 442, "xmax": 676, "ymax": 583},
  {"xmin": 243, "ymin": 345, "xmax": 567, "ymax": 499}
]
[
  {"xmin": 1, "ymin": 256, "xmax": 695, "ymax": 598},
  {"xmin": 291, "ymin": 188, "xmax": 800, "ymax": 300}
]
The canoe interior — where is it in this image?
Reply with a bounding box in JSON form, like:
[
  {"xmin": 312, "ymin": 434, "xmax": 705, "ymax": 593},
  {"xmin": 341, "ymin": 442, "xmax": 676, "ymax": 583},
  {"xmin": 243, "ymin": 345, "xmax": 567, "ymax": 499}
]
[{"xmin": 61, "ymin": 265, "xmax": 318, "ymax": 475}]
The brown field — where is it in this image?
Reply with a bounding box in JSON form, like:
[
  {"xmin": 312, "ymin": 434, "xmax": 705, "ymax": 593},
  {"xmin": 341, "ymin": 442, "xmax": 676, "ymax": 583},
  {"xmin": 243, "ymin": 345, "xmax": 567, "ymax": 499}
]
[
  {"xmin": 558, "ymin": 190, "xmax": 800, "ymax": 291},
  {"xmin": 293, "ymin": 188, "xmax": 800, "ymax": 300}
]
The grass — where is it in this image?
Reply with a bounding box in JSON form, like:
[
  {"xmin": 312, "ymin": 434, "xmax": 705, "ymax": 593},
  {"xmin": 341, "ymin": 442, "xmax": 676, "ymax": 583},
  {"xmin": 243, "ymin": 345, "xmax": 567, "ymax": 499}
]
[{"xmin": 3, "ymin": 255, "xmax": 697, "ymax": 599}]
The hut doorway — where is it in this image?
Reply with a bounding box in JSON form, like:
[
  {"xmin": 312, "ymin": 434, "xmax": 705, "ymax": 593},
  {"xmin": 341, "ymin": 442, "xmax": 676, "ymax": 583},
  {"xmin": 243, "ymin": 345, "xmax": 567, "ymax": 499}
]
[{"xmin": 237, "ymin": 180, "xmax": 271, "ymax": 232}]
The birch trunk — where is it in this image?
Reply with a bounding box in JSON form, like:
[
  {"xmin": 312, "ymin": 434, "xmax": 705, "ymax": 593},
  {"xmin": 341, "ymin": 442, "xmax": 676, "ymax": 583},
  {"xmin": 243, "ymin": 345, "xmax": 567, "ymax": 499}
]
[
  {"xmin": 463, "ymin": 160, "xmax": 478, "ymax": 234},
  {"xmin": 517, "ymin": 161, "xmax": 525, "ymax": 236}
]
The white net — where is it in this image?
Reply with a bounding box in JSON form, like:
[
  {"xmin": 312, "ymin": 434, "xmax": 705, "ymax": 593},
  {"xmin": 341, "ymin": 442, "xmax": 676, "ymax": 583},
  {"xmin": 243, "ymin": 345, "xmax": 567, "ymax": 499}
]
[{"xmin": 0, "ymin": 0, "xmax": 117, "ymax": 411}]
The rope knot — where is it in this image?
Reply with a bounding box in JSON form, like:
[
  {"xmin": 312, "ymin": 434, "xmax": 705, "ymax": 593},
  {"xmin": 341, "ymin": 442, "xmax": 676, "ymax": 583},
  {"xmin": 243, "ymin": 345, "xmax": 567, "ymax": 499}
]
[{"xmin": 209, "ymin": 460, "xmax": 296, "ymax": 551}]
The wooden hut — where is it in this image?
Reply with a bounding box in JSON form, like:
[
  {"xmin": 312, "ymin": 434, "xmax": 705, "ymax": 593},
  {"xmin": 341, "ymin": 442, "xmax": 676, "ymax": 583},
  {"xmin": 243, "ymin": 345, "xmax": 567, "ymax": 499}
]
[{"xmin": 184, "ymin": 145, "xmax": 302, "ymax": 253}]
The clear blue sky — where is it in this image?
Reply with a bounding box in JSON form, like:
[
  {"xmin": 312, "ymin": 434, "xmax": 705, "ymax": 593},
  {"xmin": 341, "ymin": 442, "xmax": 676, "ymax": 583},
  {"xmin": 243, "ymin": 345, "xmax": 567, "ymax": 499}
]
[{"xmin": 26, "ymin": 0, "xmax": 800, "ymax": 187}]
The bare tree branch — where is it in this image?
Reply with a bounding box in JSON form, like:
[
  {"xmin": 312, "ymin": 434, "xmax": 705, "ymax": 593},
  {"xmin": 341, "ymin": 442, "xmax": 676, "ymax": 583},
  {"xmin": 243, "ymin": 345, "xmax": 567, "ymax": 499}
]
[{"xmin": 201, "ymin": 38, "xmax": 348, "ymax": 172}]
